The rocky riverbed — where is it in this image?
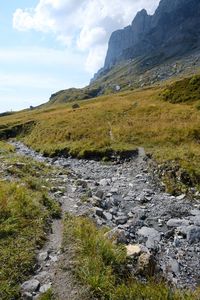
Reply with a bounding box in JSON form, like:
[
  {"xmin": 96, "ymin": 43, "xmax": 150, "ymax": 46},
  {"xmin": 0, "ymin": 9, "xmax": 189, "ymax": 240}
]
[{"xmin": 11, "ymin": 141, "xmax": 200, "ymax": 298}]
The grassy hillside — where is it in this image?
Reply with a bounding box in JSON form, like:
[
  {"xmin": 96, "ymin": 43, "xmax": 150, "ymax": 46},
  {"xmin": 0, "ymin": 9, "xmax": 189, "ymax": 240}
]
[{"xmin": 0, "ymin": 76, "xmax": 200, "ymax": 191}]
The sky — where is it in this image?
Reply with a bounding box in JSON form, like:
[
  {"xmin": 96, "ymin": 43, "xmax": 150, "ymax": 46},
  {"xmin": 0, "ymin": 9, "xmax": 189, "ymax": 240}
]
[{"xmin": 0, "ymin": 0, "xmax": 160, "ymax": 112}]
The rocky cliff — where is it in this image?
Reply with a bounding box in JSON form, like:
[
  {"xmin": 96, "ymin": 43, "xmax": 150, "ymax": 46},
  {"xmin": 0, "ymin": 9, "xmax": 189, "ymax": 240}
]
[{"xmin": 96, "ymin": 0, "xmax": 200, "ymax": 78}]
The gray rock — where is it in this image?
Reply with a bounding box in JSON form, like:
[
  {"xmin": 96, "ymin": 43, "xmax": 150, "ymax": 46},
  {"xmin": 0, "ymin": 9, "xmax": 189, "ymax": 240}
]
[
  {"xmin": 94, "ymin": 207, "xmax": 104, "ymax": 218},
  {"xmin": 190, "ymin": 215, "xmax": 200, "ymax": 226},
  {"xmin": 168, "ymin": 258, "xmax": 180, "ymax": 274},
  {"xmin": 38, "ymin": 252, "xmax": 48, "ymax": 262},
  {"xmin": 132, "ymin": 206, "xmax": 146, "ymax": 220},
  {"xmin": 21, "ymin": 279, "xmax": 40, "ymax": 293},
  {"xmin": 167, "ymin": 218, "xmax": 190, "ymax": 228},
  {"xmin": 22, "ymin": 292, "xmax": 33, "ymax": 300},
  {"xmin": 109, "ymin": 207, "xmax": 118, "ymax": 215},
  {"xmin": 99, "ymin": 179, "xmax": 111, "ymax": 186},
  {"xmin": 190, "ymin": 209, "xmax": 200, "ymax": 216},
  {"xmin": 105, "ymin": 227, "xmax": 126, "ymax": 244},
  {"xmin": 95, "ymin": 190, "xmax": 104, "ymax": 199},
  {"xmin": 177, "ymin": 225, "xmax": 200, "ymax": 243},
  {"xmin": 137, "ymin": 227, "xmax": 161, "ymax": 249},
  {"xmin": 115, "ymin": 216, "xmax": 128, "ymax": 225},
  {"xmin": 103, "ymin": 212, "xmax": 113, "ymax": 221},
  {"xmin": 39, "ymin": 283, "xmax": 52, "ymax": 293},
  {"xmin": 186, "ymin": 226, "xmax": 200, "ymax": 244},
  {"xmin": 176, "ymin": 194, "xmax": 186, "ymax": 200},
  {"xmin": 34, "ymin": 271, "xmax": 49, "ymax": 283},
  {"xmin": 49, "ymin": 255, "xmax": 58, "ymax": 262}
]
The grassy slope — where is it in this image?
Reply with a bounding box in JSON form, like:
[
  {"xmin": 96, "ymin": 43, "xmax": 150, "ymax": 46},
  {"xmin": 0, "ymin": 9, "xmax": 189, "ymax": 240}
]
[
  {"xmin": 0, "ymin": 77, "xmax": 200, "ymax": 188},
  {"xmin": 0, "ymin": 142, "xmax": 61, "ymax": 299}
]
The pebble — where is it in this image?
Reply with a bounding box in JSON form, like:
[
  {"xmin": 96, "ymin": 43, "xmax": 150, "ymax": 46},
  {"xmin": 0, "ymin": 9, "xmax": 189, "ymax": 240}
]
[{"xmin": 21, "ymin": 279, "xmax": 40, "ymax": 293}]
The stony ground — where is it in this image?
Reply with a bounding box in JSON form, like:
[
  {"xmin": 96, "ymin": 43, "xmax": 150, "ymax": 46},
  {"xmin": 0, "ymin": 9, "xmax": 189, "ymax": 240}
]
[{"xmin": 12, "ymin": 141, "xmax": 200, "ymax": 299}]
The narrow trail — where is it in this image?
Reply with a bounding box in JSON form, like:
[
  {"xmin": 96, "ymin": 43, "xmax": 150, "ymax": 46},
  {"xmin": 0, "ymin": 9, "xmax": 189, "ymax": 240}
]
[{"xmin": 12, "ymin": 142, "xmax": 200, "ymax": 299}]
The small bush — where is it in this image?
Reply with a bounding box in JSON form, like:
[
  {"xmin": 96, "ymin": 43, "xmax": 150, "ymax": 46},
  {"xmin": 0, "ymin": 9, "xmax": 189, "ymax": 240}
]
[{"xmin": 161, "ymin": 75, "xmax": 200, "ymax": 103}]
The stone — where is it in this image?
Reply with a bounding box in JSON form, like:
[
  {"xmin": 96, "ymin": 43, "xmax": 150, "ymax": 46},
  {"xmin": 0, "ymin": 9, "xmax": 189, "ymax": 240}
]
[
  {"xmin": 103, "ymin": 212, "xmax": 113, "ymax": 221},
  {"xmin": 112, "ymin": 195, "xmax": 122, "ymax": 206},
  {"xmin": 109, "ymin": 207, "xmax": 118, "ymax": 215},
  {"xmin": 72, "ymin": 103, "xmax": 80, "ymax": 109},
  {"xmin": 94, "ymin": 207, "xmax": 104, "ymax": 218},
  {"xmin": 105, "ymin": 227, "xmax": 126, "ymax": 244},
  {"xmin": 38, "ymin": 252, "xmax": 48, "ymax": 262},
  {"xmin": 49, "ymin": 255, "xmax": 58, "ymax": 262},
  {"xmin": 110, "ymin": 187, "xmax": 118, "ymax": 194},
  {"xmin": 21, "ymin": 279, "xmax": 40, "ymax": 293},
  {"xmin": 167, "ymin": 219, "xmax": 190, "ymax": 228},
  {"xmin": 95, "ymin": 190, "xmax": 104, "ymax": 199},
  {"xmin": 137, "ymin": 227, "xmax": 161, "ymax": 249},
  {"xmin": 168, "ymin": 258, "xmax": 180, "ymax": 274},
  {"xmin": 137, "ymin": 253, "xmax": 156, "ymax": 276},
  {"xmin": 176, "ymin": 194, "xmax": 186, "ymax": 200},
  {"xmin": 177, "ymin": 225, "xmax": 200, "ymax": 243},
  {"xmin": 126, "ymin": 244, "xmax": 141, "ymax": 257},
  {"xmin": 190, "ymin": 216, "xmax": 200, "ymax": 226},
  {"xmin": 34, "ymin": 271, "xmax": 49, "ymax": 283},
  {"xmin": 99, "ymin": 179, "xmax": 110, "ymax": 186},
  {"xmin": 39, "ymin": 283, "xmax": 52, "ymax": 293},
  {"xmin": 132, "ymin": 206, "xmax": 146, "ymax": 220},
  {"xmin": 186, "ymin": 226, "xmax": 200, "ymax": 244},
  {"xmin": 22, "ymin": 292, "xmax": 33, "ymax": 300},
  {"xmin": 190, "ymin": 209, "xmax": 200, "ymax": 216},
  {"xmin": 115, "ymin": 216, "xmax": 128, "ymax": 225}
]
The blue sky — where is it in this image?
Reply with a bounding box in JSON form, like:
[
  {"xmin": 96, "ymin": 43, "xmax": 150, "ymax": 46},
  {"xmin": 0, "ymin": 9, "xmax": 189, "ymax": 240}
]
[{"xmin": 0, "ymin": 0, "xmax": 159, "ymax": 112}]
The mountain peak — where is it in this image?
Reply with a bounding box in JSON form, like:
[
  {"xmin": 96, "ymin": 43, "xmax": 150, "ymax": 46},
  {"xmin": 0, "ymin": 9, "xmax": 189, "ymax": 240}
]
[{"xmin": 97, "ymin": 0, "xmax": 200, "ymax": 79}]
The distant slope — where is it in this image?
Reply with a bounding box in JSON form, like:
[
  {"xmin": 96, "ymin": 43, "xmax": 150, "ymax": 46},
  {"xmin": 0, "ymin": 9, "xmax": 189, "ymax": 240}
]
[{"xmin": 48, "ymin": 50, "xmax": 200, "ymax": 106}]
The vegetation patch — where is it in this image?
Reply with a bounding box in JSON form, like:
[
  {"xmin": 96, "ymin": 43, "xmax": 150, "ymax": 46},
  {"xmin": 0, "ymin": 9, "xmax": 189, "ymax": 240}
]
[
  {"xmin": 63, "ymin": 214, "xmax": 200, "ymax": 300},
  {"xmin": 161, "ymin": 75, "xmax": 200, "ymax": 103},
  {"xmin": 0, "ymin": 145, "xmax": 61, "ymax": 299}
]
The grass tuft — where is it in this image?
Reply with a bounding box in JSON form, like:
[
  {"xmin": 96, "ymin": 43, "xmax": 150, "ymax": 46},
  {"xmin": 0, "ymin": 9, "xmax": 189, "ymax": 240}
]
[{"xmin": 63, "ymin": 215, "xmax": 200, "ymax": 300}]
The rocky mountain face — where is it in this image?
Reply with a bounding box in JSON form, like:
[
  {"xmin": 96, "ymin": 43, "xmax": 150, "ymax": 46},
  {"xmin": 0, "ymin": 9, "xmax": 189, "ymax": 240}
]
[{"xmin": 95, "ymin": 0, "xmax": 200, "ymax": 79}]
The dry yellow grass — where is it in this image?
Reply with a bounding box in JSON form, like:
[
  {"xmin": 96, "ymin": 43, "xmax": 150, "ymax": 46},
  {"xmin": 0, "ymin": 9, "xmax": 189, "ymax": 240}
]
[{"xmin": 0, "ymin": 85, "xmax": 199, "ymax": 187}]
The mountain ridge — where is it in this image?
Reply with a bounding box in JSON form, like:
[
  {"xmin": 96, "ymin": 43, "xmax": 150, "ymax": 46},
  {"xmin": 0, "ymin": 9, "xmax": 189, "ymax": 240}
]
[
  {"xmin": 102, "ymin": 0, "xmax": 200, "ymax": 72},
  {"xmin": 48, "ymin": 0, "xmax": 200, "ymax": 106}
]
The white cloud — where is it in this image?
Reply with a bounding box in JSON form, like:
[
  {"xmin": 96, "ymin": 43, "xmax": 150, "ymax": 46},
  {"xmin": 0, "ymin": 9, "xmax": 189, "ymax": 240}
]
[{"xmin": 13, "ymin": 0, "xmax": 160, "ymax": 74}]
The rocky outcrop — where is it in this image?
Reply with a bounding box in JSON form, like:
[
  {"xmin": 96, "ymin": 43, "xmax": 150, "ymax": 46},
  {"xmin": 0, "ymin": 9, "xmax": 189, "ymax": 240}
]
[{"xmin": 98, "ymin": 0, "xmax": 200, "ymax": 77}]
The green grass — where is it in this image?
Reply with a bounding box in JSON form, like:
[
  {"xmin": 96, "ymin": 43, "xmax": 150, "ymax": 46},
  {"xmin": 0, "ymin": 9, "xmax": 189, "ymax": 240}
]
[
  {"xmin": 0, "ymin": 143, "xmax": 61, "ymax": 299},
  {"xmin": 38, "ymin": 289, "xmax": 54, "ymax": 300},
  {"xmin": 63, "ymin": 215, "xmax": 200, "ymax": 300},
  {"xmin": 0, "ymin": 75, "xmax": 200, "ymax": 190},
  {"xmin": 161, "ymin": 75, "xmax": 200, "ymax": 103},
  {"xmin": 0, "ymin": 141, "xmax": 15, "ymax": 154}
]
